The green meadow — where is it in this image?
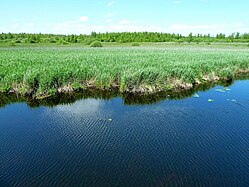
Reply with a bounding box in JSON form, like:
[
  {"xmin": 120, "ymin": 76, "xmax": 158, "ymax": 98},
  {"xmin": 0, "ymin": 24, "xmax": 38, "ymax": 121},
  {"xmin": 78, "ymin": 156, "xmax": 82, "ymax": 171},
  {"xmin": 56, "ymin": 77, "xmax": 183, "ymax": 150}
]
[{"xmin": 0, "ymin": 43, "xmax": 249, "ymax": 98}]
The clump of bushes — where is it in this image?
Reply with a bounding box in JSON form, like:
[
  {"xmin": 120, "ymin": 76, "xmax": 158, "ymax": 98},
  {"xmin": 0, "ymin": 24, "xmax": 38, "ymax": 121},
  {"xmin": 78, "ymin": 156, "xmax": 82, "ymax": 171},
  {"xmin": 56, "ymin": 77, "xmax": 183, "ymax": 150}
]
[
  {"xmin": 8, "ymin": 41, "xmax": 16, "ymax": 46},
  {"xmin": 90, "ymin": 41, "xmax": 103, "ymax": 47},
  {"xmin": 61, "ymin": 41, "xmax": 69, "ymax": 45},
  {"xmin": 176, "ymin": 39, "xmax": 184, "ymax": 44},
  {"xmin": 49, "ymin": 38, "xmax": 56, "ymax": 43},
  {"xmin": 30, "ymin": 40, "xmax": 36, "ymax": 43},
  {"xmin": 76, "ymin": 39, "xmax": 84, "ymax": 43},
  {"xmin": 84, "ymin": 38, "xmax": 95, "ymax": 45},
  {"xmin": 131, "ymin": 43, "xmax": 140, "ymax": 47}
]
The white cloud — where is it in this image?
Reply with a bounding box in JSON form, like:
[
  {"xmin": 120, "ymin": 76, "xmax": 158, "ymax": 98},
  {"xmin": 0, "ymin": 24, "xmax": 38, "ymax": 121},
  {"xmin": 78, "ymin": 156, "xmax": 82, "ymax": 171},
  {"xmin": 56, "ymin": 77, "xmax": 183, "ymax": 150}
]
[
  {"xmin": 170, "ymin": 24, "xmax": 213, "ymax": 30},
  {"xmin": 55, "ymin": 99, "xmax": 103, "ymax": 115},
  {"xmin": 119, "ymin": 19, "xmax": 131, "ymax": 25},
  {"xmin": 51, "ymin": 20, "xmax": 247, "ymax": 36},
  {"xmin": 173, "ymin": 0, "xmax": 181, "ymax": 4},
  {"xmin": 3, "ymin": 22, "xmax": 37, "ymax": 33},
  {"xmin": 106, "ymin": 12, "xmax": 114, "ymax": 17},
  {"xmin": 50, "ymin": 20, "xmax": 163, "ymax": 34},
  {"xmin": 11, "ymin": 23, "xmax": 20, "ymax": 29},
  {"xmin": 26, "ymin": 22, "xmax": 33, "ymax": 27},
  {"xmin": 79, "ymin": 16, "xmax": 89, "ymax": 22},
  {"xmin": 106, "ymin": 19, "xmax": 113, "ymax": 23},
  {"xmin": 169, "ymin": 23, "xmax": 249, "ymax": 36},
  {"xmin": 1, "ymin": 18, "xmax": 248, "ymax": 36},
  {"xmin": 107, "ymin": 1, "xmax": 115, "ymax": 7}
]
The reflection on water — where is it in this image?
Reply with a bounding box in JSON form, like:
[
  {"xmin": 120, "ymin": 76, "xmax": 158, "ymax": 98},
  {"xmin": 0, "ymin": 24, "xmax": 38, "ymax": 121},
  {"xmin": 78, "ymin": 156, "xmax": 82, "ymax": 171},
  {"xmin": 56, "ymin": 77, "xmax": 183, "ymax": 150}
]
[
  {"xmin": 0, "ymin": 80, "xmax": 249, "ymax": 186},
  {"xmin": 55, "ymin": 99, "xmax": 103, "ymax": 115},
  {"xmin": 0, "ymin": 78, "xmax": 236, "ymax": 108}
]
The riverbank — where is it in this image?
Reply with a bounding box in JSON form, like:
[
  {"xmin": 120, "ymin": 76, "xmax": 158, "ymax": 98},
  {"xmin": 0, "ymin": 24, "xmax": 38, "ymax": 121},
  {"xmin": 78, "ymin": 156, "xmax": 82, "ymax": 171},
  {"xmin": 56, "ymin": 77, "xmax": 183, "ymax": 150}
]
[{"xmin": 0, "ymin": 43, "xmax": 249, "ymax": 99}]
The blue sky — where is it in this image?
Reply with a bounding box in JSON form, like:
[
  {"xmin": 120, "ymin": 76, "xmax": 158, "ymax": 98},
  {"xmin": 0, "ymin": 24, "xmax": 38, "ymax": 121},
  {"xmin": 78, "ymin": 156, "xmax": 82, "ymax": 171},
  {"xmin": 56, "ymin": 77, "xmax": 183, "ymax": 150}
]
[{"xmin": 0, "ymin": 0, "xmax": 248, "ymax": 35}]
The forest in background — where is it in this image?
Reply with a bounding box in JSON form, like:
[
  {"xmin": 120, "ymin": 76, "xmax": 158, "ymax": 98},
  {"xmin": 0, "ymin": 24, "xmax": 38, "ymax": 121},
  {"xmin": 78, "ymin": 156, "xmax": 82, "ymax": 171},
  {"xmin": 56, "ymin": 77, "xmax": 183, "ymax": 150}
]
[{"xmin": 1, "ymin": 32, "xmax": 249, "ymax": 44}]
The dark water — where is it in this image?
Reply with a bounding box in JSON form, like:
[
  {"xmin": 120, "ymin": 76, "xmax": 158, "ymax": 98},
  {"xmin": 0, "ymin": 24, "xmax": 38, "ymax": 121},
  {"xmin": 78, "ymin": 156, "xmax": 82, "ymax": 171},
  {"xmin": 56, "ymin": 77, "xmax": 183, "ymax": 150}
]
[{"xmin": 0, "ymin": 80, "xmax": 249, "ymax": 187}]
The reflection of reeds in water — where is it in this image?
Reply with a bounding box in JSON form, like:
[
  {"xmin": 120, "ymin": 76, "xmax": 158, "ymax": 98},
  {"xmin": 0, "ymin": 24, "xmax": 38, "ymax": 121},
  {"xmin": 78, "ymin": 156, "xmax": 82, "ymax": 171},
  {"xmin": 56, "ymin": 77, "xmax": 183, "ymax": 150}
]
[{"xmin": 0, "ymin": 78, "xmax": 237, "ymax": 108}]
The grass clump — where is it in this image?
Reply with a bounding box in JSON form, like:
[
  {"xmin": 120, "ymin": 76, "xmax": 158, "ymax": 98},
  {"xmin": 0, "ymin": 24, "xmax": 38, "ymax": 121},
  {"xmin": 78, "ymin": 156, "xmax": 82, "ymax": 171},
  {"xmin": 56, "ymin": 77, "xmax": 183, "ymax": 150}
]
[
  {"xmin": 131, "ymin": 43, "xmax": 140, "ymax": 47},
  {"xmin": 90, "ymin": 41, "xmax": 103, "ymax": 47}
]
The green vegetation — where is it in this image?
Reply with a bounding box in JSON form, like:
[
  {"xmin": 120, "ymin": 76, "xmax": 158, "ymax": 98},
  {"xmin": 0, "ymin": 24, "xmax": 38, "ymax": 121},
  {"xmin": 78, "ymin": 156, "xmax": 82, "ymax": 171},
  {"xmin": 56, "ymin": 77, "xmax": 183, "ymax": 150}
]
[
  {"xmin": 84, "ymin": 38, "xmax": 95, "ymax": 45},
  {"xmin": 1, "ymin": 32, "xmax": 249, "ymax": 44},
  {"xmin": 0, "ymin": 44, "xmax": 249, "ymax": 98},
  {"xmin": 8, "ymin": 41, "xmax": 16, "ymax": 46},
  {"xmin": 131, "ymin": 43, "xmax": 140, "ymax": 46},
  {"xmin": 90, "ymin": 41, "xmax": 103, "ymax": 47}
]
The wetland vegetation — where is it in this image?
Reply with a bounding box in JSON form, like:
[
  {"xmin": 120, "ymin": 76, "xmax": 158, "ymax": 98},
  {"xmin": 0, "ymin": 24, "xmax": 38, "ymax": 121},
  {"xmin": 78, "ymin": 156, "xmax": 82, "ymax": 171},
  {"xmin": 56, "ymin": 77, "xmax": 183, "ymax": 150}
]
[{"xmin": 0, "ymin": 40, "xmax": 249, "ymax": 99}]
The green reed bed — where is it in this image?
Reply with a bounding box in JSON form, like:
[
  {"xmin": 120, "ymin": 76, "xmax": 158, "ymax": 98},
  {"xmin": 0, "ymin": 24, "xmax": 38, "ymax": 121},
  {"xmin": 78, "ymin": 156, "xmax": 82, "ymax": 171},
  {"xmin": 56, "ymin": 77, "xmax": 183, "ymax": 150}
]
[{"xmin": 0, "ymin": 45, "xmax": 249, "ymax": 98}]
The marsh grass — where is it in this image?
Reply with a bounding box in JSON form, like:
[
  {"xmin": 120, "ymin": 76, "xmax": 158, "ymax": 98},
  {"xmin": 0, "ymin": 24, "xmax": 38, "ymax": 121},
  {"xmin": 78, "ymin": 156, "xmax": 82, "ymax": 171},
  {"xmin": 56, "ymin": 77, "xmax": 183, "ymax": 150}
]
[{"xmin": 0, "ymin": 45, "xmax": 248, "ymax": 97}]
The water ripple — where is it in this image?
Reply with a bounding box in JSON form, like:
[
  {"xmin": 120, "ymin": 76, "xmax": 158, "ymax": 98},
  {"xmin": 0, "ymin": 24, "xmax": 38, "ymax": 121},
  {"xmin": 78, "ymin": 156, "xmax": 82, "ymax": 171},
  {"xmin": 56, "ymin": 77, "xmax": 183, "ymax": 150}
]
[{"xmin": 0, "ymin": 81, "xmax": 249, "ymax": 186}]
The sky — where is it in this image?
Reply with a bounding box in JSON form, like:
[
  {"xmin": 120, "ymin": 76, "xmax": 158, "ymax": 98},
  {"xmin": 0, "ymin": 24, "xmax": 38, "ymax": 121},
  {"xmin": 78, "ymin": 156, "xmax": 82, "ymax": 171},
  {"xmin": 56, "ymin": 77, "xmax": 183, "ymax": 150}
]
[{"xmin": 0, "ymin": 0, "xmax": 248, "ymax": 36}]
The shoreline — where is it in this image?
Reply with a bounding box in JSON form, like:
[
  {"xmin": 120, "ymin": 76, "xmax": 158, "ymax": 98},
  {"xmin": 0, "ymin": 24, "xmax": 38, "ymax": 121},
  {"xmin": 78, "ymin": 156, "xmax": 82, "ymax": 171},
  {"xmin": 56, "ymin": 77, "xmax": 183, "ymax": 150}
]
[
  {"xmin": 0, "ymin": 74, "xmax": 248, "ymax": 108},
  {"xmin": 4, "ymin": 70, "xmax": 249, "ymax": 101}
]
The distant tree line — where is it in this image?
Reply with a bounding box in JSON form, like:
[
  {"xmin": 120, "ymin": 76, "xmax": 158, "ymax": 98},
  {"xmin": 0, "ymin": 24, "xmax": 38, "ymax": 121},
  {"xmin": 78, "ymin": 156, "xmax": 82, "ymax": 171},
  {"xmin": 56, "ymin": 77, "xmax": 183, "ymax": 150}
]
[{"xmin": 1, "ymin": 32, "xmax": 249, "ymax": 44}]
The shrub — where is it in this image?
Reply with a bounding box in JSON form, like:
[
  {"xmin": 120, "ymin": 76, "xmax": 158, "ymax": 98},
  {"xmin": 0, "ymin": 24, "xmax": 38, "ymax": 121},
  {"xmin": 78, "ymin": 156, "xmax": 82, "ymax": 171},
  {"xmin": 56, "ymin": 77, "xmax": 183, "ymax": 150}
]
[
  {"xmin": 77, "ymin": 39, "xmax": 84, "ymax": 43},
  {"xmin": 30, "ymin": 40, "xmax": 36, "ymax": 43},
  {"xmin": 131, "ymin": 43, "xmax": 140, "ymax": 46},
  {"xmin": 177, "ymin": 39, "xmax": 184, "ymax": 44},
  {"xmin": 41, "ymin": 38, "xmax": 50, "ymax": 43},
  {"xmin": 90, "ymin": 41, "xmax": 103, "ymax": 47},
  {"xmin": 4, "ymin": 39, "xmax": 11, "ymax": 43},
  {"xmin": 23, "ymin": 38, "xmax": 29, "ymax": 43},
  {"xmin": 8, "ymin": 41, "xmax": 16, "ymax": 46},
  {"xmin": 62, "ymin": 41, "xmax": 69, "ymax": 45},
  {"xmin": 84, "ymin": 38, "xmax": 95, "ymax": 45},
  {"xmin": 49, "ymin": 38, "xmax": 56, "ymax": 43},
  {"xmin": 59, "ymin": 40, "xmax": 69, "ymax": 45}
]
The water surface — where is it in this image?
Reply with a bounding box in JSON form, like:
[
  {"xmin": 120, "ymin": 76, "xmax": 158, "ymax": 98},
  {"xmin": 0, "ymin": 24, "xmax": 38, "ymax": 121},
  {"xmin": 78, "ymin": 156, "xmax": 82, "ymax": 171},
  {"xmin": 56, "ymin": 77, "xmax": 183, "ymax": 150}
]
[{"xmin": 0, "ymin": 80, "xmax": 249, "ymax": 186}]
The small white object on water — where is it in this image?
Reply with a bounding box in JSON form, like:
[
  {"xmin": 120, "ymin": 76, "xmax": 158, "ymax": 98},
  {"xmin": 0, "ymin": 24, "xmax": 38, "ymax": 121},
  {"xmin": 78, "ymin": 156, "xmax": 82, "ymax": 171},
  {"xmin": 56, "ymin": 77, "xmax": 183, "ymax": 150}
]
[{"xmin": 215, "ymin": 89, "xmax": 225, "ymax": 93}]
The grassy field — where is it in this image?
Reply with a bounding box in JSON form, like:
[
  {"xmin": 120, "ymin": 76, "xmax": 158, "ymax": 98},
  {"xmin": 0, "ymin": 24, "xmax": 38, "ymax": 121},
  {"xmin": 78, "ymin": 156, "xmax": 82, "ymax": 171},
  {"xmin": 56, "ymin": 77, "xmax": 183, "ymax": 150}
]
[{"xmin": 0, "ymin": 43, "xmax": 249, "ymax": 98}]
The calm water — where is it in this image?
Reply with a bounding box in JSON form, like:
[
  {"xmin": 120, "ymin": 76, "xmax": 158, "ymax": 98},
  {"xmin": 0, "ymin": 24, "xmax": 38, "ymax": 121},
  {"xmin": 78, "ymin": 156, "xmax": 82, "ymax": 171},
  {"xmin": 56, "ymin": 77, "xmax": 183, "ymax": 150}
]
[{"xmin": 0, "ymin": 80, "xmax": 249, "ymax": 187}]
